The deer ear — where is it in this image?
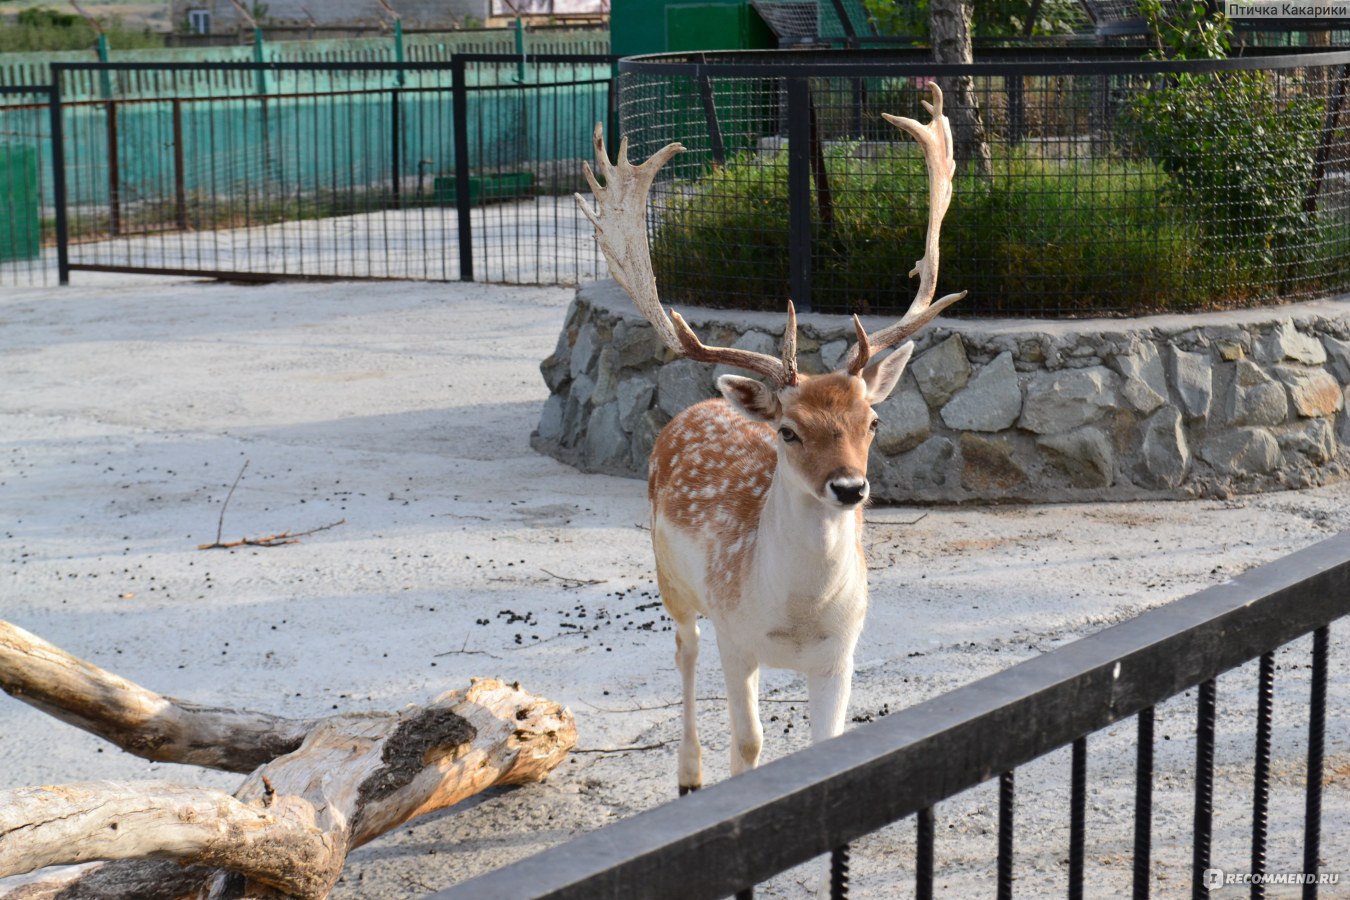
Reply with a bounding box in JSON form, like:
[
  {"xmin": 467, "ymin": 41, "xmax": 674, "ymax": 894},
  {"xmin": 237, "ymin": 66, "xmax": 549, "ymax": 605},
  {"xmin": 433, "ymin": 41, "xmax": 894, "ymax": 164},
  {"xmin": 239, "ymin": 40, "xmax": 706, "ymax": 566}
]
[
  {"xmin": 717, "ymin": 375, "xmax": 781, "ymax": 422},
  {"xmin": 861, "ymin": 343, "xmax": 914, "ymax": 405}
]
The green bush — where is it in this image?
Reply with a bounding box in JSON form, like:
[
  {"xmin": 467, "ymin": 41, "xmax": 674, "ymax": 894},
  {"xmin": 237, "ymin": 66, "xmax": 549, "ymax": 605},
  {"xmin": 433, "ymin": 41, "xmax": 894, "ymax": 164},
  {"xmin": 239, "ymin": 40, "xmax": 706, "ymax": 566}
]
[
  {"xmin": 1125, "ymin": 71, "xmax": 1323, "ymax": 274},
  {"xmin": 0, "ymin": 6, "xmax": 165, "ymax": 52},
  {"xmin": 650, "ymin": 143, "xmax": 1271, "ymax": 316}
]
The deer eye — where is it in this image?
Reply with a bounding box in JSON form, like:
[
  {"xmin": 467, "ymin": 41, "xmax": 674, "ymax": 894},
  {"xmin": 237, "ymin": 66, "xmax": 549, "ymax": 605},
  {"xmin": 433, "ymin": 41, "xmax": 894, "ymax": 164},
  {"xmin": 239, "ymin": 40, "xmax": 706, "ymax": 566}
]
[
  {"xmin": 869, "ymin": 418, "xmax": 881, "ymax": 432},
  {"xmin": 778, "ymin": 426, "xmax": 799, "ymax": 443}
]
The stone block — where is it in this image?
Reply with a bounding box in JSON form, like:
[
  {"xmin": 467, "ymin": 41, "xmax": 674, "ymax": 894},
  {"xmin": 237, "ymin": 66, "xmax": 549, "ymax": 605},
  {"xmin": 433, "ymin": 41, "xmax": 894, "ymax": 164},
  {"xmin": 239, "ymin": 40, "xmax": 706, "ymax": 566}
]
[
  {"xmin": 1019, "ymin": 366, "xmax": 1120, "ymax": 435},
  {"xmin": 1225, "ymin": 361, "xmax": 1288, "ymax": 427},
  {"xmin": 911, "ymin": 334, "xmax": 971, "ymax": 407},
  {"xmin": 1038, "ymin": 426, "xmax": 1115, "ymax": 489},
  {"xmin": 1279, "ymin": 419, "xmax": 1336, "ymax": 464},
  {"xmin": 873, "ymin": 380, "xmax": 930, "ymax": 456},
  {"xmin": 820, "ymin": 338, "xmax": 850, "ymax": 372},
  {"xmin": 713, "ymin": 330, "xmax": 780, "ymax": 382},
  {"xmin": 613, "ymin": 321, "xmax": 662, "ymax": 370},
  {"xmin": 631, "ymin": 408, "xmax": 671, "ymax": 472},
  {"xmin": 657, "ymin": 358, "xmax": 713, "ymax": 417},
  {"xmin": 1273, "ymin": 365, "xmax": 1343, "ymax": 418},
  {"xmin": 1136, "ymin": 407, "xmax": 1191, "ymax": 489},
  {"xmin": 584, "ymin": 403, "xmax": 628, "ymax": 470},
  {"xmin": 1261, "ymin": 320, "xmax": 1326, "ymax": 365},
  {"xmin": 537, "ymin": 393, "xmax": 565, "ymax": 443},
  {"xmin": 1322, "ymin": 334, "xmax": 1350, "ymax": 383},
  {"xmin": 616, "ymin": 376, "xmax": 656, "ymax": 431},
  {"xmin": 1200, "ymin": 428, "xmax": 1280, "ymax": 476},
  {"xmin": 570, "ymin": 322, "xmax": 601, "ymax": 378},
  {"xmin": 1112, "ymin": 341, "xmax": 1168, "ymax": 415},
  {"xmin": 959, "ymin": 433, "xmax": 1027, "ymax": 492},
  {"xmin": 1170, "ymin": 346, "xmax": 1213, "ymax": 422},
  {"xmin": 540, "ymin": 348, "xmax": 571, "ymax": 393},
  {"xmin": 872, "ymin": 435, "xmax": 955, "ymax": 494},
  {"xmin": 592, "ymin": 347, "xmax": 620, "ymax": 407},
  {"xmin": 940, "ymin": 351, "xmax": 1022, "ymax": 432}
]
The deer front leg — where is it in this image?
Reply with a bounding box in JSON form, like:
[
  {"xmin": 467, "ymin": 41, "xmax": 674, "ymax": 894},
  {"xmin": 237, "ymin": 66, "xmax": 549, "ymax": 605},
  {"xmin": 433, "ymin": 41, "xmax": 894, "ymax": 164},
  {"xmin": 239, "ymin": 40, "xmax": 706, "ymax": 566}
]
[
  {"xmin": 807, "ymin": 665, "xmax": 854, "ymax": 743},
  {"xmin": 674, "ymin": 620, "xmax": 703, "ymax": 795},
  {"xmin": 718, "ymin": 640, "xmax": 763, "ymax": 776}
]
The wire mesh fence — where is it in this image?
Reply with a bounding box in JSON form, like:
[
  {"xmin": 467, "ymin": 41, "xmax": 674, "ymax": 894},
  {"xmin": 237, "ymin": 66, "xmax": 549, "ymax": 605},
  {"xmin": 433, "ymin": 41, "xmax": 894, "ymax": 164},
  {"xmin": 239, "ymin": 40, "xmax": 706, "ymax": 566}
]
[
  {"xmin": 51, "ymin": 56, "xmax": 614, "ymax": 284},
  {"xmin": 0, "ymin": 85, "xmax": 63, "ymax": 288},
  {"xmin": 619, "ymin": 48, "xmax": 1350, "ymax": 318}
]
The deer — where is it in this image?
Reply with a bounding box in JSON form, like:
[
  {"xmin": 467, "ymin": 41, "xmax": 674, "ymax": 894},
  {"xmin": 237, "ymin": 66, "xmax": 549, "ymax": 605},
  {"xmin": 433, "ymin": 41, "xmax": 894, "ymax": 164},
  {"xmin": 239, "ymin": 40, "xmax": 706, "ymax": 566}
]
[{"xmin": 574, "ymin": 84, "xmax": 965, "ymax": 797}]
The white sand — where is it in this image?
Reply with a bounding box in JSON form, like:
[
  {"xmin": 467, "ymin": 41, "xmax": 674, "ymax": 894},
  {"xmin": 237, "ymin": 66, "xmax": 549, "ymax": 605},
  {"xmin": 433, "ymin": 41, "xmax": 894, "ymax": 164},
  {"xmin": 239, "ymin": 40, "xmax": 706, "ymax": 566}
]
[{"xmin": 1, "ymin": 275, "xmax": 1345, "ymax": 897}]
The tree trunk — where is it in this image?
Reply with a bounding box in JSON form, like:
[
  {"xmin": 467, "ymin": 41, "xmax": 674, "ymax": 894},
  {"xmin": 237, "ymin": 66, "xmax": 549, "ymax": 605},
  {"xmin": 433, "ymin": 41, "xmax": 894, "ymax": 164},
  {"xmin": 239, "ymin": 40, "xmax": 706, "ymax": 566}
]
[
  {"xmin": 0, "ymin": 620, "xmax": 577, "ymax": 899},
  {"xmin": 929, "ymin": 0, "xmax": 993, "ymax": 180}
]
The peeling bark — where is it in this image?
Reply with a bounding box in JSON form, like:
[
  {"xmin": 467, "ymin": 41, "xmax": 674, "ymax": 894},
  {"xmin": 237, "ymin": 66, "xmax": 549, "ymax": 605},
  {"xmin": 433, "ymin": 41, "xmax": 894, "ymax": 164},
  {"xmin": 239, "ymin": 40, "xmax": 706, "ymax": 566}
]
[{"xmin": 0, "ymin": 620, "xmax": 577, "ymax": 899}]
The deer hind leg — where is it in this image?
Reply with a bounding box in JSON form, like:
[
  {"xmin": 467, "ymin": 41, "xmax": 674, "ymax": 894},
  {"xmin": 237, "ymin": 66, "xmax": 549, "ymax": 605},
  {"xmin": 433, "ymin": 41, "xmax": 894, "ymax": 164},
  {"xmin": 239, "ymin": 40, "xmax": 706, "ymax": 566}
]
[
  {"xmin": 656, "ymin": 563, "xmax": 704, "ymax": 795},
  {"xmin": 718, "ymin": 639, "xmax": 763, "ymax": 776},
  {"xmin": 673, "ymin": 617, "xmax": 703, "ymax": 795}
]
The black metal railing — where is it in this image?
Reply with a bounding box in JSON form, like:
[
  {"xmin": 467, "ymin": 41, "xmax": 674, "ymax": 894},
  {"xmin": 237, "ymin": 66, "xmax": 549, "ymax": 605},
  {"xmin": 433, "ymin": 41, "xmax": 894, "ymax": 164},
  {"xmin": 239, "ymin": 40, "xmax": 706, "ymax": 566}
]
[
  {"xmin": 618, "ymin": 46, "xmax": 1350, "ymax": 318},
  {"xmin": 0, "ymin": 84, "xmax": 68, "ymax": 287},
  {"xmin": 43, "ymin": 55, "xmax": 614, "ymax": 285},
  {"xmin": 427, "ymin": 529, "xmax": 1350, "ymax": 899}
]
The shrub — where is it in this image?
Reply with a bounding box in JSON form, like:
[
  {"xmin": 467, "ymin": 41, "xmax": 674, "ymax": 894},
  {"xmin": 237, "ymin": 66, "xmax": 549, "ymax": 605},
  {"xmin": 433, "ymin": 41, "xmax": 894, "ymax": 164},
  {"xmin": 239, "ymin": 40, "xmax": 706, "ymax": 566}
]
[
  {"xmin": 1126, "ymin": 70, "xmax": 1323, "ymax": 273},
  {"xmin": 0, "ymin": 6, "xmax": 165, "ymax": 52},
  {"xmin": 650, "ymin": 143, "xmax": 1253, "ymax": 317}
]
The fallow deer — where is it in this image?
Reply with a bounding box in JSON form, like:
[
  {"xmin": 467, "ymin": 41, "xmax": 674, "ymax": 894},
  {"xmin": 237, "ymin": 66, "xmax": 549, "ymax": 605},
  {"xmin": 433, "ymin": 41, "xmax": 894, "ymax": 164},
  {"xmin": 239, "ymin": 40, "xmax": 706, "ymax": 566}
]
[{"xmin": 575, "ymin": 84, "xmax": 966, "ymax": 795}]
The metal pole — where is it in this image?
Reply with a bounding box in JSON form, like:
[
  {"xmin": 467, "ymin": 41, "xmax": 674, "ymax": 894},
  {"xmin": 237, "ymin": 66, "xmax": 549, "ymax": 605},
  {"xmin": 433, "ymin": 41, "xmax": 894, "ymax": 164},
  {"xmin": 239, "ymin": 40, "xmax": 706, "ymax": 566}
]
[
  {"xmin": 172, "ymin": 98, "xmax": 187, "ymax": 230},
  {"xmin": 253, "ymin": 26, "xmax": 267, "ymax": 96},
  {"xmin": 514, "ymin": 17, "xmax": 526, "ymax": 83},
  {"xmin": 452, "ymin": 56, "xmax": 473, "ymax": 281},
  {"xmin": 96, "ymin": 33, "xmax": 113, "ymax": 100},
  {"xmin": 48, "ymin": 77, "xmax": 70, "ymax": 286},
  {"xmin": 106, "ymin": 99, "xmax": 120, "ymax": 237},
  {"xmin": 391, "ymin": 89, "xmax": 401, "ymax": 209},
  {"xmin": 786, "ymin": 78, "xmax": 812, "ymax": 312}
]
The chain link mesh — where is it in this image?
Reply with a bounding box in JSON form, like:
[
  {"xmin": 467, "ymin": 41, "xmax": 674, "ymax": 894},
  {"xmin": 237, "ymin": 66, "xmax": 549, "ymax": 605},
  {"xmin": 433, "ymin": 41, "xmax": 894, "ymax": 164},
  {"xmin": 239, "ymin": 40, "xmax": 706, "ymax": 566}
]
[{"xmin": 620, "ymin": 49, "xmax": 1350, "ymax": 318}]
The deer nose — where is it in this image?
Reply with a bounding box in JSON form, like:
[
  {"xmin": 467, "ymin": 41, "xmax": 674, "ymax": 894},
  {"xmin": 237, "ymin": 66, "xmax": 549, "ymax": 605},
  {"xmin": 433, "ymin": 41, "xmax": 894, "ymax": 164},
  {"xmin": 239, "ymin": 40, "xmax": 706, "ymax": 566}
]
[{"xmin": 829, "ymin": 477, "xmax": 868, "ymax": 506}]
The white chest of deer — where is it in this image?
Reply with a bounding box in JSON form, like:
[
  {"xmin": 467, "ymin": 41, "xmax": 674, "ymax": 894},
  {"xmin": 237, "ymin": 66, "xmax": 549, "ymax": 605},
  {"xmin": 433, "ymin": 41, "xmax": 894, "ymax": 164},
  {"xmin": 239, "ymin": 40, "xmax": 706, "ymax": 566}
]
[{"xmin": 575, "ymin": 83, "xmax": 964, "ymax": 794}]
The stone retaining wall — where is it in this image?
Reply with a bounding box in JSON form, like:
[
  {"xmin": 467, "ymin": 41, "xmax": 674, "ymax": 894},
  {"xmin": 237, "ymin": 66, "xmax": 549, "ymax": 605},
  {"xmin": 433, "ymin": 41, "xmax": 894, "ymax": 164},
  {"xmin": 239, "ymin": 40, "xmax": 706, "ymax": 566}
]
[{"xmin": 531, "ymin": 280, "xmax": 1350, "ymax": 502}]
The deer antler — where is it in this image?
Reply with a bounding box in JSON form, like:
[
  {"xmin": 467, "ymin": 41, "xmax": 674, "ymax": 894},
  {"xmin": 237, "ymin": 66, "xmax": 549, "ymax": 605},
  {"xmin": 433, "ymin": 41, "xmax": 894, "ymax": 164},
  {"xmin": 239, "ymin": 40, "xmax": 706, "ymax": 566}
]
[
  {"xmin": 846, "ymin": 83, "xmax": 967, "ymax": 375},
  {"xmin": 575, "ymin": 125, "xmax": 800, "ymax": 389}
]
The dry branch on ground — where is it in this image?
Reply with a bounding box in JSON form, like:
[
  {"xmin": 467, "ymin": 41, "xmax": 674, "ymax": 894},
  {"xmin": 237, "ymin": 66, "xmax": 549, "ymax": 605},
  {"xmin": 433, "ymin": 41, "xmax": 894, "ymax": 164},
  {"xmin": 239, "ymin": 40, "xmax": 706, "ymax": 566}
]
[{"xmin": 0, "ymin": 619, "xmax": 576, "ymax": 899}]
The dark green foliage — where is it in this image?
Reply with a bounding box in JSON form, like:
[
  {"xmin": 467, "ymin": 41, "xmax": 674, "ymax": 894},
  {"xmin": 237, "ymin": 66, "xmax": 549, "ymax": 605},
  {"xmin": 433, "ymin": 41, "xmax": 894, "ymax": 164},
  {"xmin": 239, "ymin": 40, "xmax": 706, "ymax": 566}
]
[
  {"xmin": 1125, "ymin": 70, "xmax": 1323, "ymax": 272},
  {"xmin": 861, "ymin": 0, "xmax": 1088, "ymax": 39},
  {"xmin": 649, "ymin": 137, "xmax": 1347, "ymax": 317},
  {"xmin": 0, "ymin": 6, "xmax": 165, "ymax": 51}
]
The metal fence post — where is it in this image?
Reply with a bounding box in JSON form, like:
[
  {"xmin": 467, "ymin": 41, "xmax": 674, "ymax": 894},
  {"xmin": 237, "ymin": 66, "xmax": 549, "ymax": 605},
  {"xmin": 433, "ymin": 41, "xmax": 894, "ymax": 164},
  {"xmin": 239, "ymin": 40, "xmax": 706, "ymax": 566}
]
[
  {"xmin": 172, "ymin": 98, "xmax": 188, "ymax": 230},
  {"xmin": 106, "ymin": 95, "xmax": 121, "ymax": 238},
  {"xmin": 786, "ymin": 77, "xmax": 811, "ymax": 313},
  {"xmin": 452, "ymin": 56, "xmax": 474, "ymax": 282},
  {"xmin": 391, "ymin": 88, "xmax": 402, "ymax": 210},
  {"xmin": 48, "ymin": 74, "xmax": 70, "ymax": 286}
]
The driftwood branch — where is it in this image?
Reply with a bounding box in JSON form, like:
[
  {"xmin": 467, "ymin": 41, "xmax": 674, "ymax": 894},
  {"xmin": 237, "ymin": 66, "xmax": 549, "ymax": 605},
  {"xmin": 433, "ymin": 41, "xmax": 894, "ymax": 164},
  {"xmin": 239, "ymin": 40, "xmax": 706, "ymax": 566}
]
[
  {"xmin": 0, "ymin": 620, "xmax": 312, "ymax": 773},
  {"xmin": 0, "ymin": 620, "xmax": 577, "ymax": 898}
]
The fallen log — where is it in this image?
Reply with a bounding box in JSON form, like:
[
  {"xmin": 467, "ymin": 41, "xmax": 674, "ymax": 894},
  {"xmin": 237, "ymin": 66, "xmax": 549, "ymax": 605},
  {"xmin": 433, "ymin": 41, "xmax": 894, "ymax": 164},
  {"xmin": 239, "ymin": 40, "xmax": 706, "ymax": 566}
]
[{"xmin": 0, "ymin": 619, "xmax": 577, "ymax": 899}]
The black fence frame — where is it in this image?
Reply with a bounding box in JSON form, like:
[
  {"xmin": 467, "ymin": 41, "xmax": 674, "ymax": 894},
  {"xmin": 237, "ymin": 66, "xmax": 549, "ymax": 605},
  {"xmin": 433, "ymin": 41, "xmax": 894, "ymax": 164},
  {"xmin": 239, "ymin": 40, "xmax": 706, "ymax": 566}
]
[
  {"xmin": 429, "ymin": 529, "xmax": 1350, "ymax": 899},
  {"xmin": 0, "ymin": 83, "xmax": 69, "ymax": 285},
  {"xmin": 35, "ymin": 54, "xmax": 617, "ymax": 286}
]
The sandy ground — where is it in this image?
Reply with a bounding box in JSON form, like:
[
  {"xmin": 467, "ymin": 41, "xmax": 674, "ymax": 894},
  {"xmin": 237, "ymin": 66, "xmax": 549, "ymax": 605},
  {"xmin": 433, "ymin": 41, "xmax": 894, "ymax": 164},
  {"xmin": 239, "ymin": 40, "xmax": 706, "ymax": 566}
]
[{"xmin": 0, "ymin": 275, "xmax": 1347, "ymax": 898}]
